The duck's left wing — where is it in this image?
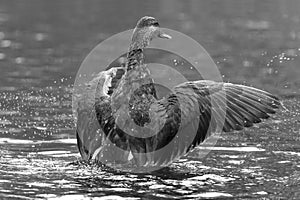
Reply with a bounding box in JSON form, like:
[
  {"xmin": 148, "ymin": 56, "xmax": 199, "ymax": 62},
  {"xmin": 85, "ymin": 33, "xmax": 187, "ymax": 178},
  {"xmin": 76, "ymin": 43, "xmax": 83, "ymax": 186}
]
[{"xmin": 149, "ymin": 80, "xmax": 280, "ymax": 163}]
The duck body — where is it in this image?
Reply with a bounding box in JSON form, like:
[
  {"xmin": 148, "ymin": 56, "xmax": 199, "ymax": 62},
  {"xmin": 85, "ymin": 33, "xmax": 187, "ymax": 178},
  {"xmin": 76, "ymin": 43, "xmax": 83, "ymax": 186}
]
[{"xmin": 76, "ymin": 16, "xmax": 280, "ymax": 168}]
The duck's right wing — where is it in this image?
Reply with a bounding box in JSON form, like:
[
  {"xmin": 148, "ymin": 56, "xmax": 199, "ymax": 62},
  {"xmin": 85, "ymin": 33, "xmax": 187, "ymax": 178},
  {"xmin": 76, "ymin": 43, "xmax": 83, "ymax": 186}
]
[{"xmin": 76, "ymin": 67, "xmax": 125, "ymax": 160}]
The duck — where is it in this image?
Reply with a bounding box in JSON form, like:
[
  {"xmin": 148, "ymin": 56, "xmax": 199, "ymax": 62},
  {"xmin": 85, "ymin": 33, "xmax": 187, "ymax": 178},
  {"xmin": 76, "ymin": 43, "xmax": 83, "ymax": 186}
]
[{"xmin": 76, "ymin": 16, "xmax": 280, "ymax": 169}]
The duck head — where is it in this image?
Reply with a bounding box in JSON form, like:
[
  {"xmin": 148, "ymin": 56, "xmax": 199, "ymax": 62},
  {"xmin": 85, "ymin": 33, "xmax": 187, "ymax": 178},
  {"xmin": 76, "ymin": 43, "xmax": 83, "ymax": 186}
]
[{"xmin": 130, "ymin": 16, "xmax": 171, "ymax": 51}]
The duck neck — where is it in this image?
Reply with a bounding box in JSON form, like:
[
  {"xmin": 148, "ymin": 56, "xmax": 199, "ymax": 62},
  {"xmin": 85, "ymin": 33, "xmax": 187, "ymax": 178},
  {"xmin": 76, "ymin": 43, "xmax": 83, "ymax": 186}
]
[
  {"xmin": 111, "ymin": 40, "xmax": 155, "ymax": 114},
  {"xmin": 124, "ymin": 35, "xmax": 152, "ymax": 82},
  {"xmin": 126, "ymin": 48, "xmax": 144, "ymax": 71}
]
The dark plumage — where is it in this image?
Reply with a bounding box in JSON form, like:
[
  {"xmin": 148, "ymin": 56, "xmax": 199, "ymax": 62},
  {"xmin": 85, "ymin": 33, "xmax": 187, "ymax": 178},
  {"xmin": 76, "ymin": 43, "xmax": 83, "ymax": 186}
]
[{"xmin": 76, "ymin": 16, "xmax": 280, "ymax": 168}]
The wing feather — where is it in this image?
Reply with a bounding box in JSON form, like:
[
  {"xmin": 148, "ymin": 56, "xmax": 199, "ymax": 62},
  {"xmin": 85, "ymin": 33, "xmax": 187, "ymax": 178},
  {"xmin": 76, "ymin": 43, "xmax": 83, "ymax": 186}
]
[{"xmin": 153, "ymin": 80, "xmax": 280, "ymax": 159}]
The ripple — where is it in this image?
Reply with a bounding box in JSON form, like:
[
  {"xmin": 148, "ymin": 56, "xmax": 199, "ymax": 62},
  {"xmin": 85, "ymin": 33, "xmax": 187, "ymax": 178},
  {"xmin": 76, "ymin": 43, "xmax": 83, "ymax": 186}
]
[
  {"xmin": 227, "ymin": 160, "xmax": 245, "ymax": 165},
  {"xmin": 0, "ymin": 110, "xmax": 20, "ymax": 115},
  {"xmin": 188, "ymin": 174, "xmax": 235, "ymax": 182},
  {"xmin": 0, "ymin": 194, "xmax": 32, "ymax": 200},
  {"xmin": 35, "ymin": 150, "xmax": 71, "ymax": 155},
  {"xmin": 0, "ymin": 138, "xmax": 34, "ymax": 144},
  {"xmin": 0, "ymin": 86, "xmax": 17, "ymax": 91},
  {"xmin": 197, "ymin": 146, "xmax": 265, "ymax": 152},
  {"xmin": 0, "ymin": 119, "xmax": 11, "ymax": 125},
  {"xmin": 273, "ymin": 151, "xmax": 300, "ymax": 156},
  {"xmin": 0, "ymin": 138, "xmax": 77, "ymax": 144},
  {"xmin": 26, "ymin": 182, "xmax": 54, "ymax": 188},
  {"xmin": 254, "ymin": 191, "xmax": 268, "ymax": 195},
  {"xmin": 186, "ymin": 192, "xmax": 233, "ymax": 198},
  {"xmin": 45, "ymin": 195, "xmax": 140, "ymax": 200},
  {"xmin": 149, "ymin": 184, "xmax": 174, "ymax": 189},
  {"xmin": 32, "ymin": 151, "xmax": 79, "ymax": 158}
]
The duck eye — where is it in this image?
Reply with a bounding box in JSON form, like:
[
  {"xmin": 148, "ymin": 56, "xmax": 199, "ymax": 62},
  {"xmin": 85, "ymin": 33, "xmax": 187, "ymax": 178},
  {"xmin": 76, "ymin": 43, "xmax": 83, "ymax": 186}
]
[{"xmin": 152, "ymin": 22, "xmax": 159, "ymax": 27}]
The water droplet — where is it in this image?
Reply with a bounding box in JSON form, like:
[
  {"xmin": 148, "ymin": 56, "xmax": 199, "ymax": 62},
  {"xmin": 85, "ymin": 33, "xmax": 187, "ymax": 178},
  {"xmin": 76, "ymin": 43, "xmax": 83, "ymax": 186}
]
[
  {"xmin": 1, "ymin": 40, "xmax": 11, "ymax": 48},
  {"xmin": 15, "ymin": 57, "xmax": 25, "ymax": 64},
  {"xmin": 243, "ymin": 61, "xmax": 252, "ymax": 67},
  {"xmin": 0, "ymin": 53, "xmax": 5, "ymax": 60},
  {"xmin": 35, "ymin": 33, "xmax": 47, "ymax": 41}
]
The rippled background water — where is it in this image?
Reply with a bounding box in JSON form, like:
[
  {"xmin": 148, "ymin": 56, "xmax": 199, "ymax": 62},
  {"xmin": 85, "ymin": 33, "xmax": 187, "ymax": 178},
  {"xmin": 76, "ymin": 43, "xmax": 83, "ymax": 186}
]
[{"xmin": 0, "ymin": 0, "xmax": 300, "ymax": 199}]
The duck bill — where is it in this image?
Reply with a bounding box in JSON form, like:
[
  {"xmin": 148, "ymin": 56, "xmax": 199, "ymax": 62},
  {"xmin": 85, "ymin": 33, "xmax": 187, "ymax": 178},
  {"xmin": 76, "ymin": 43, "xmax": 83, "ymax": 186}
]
[{"xmin": 158, "ymin": 31, "xmax": 172, "ymax": 39}]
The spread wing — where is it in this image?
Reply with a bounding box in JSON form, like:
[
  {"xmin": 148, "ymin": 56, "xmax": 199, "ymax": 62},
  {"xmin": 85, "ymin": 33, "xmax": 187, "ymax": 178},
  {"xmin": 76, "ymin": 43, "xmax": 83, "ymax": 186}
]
[
  {"xmin": 148, "ymin": 80, "xmax": 280, "ymax": 165},
  {"xmin": 75, "ymin": 67, "xmax": 125, "ymax": 160},
  {"xmin": 172, "ymin": 80, "xmax": 280, "ymax": 133}
]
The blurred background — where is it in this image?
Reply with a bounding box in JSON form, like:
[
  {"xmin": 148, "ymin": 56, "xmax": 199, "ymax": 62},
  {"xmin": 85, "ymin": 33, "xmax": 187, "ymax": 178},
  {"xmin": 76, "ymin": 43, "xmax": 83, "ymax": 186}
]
[
  {"xmin": 0, "ymin": 0, "xmax": 299, "ymax": 95},
  {"xmin": 0, "ymin": 0, "xmax": 299, "ymax": 199}
]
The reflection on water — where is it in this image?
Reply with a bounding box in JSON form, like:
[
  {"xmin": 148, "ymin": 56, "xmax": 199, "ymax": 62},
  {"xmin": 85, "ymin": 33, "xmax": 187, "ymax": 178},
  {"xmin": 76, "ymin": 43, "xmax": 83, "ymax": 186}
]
[{"xmin": 0, "ymin": 0, "xmax": 299, "ymax": 199}]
